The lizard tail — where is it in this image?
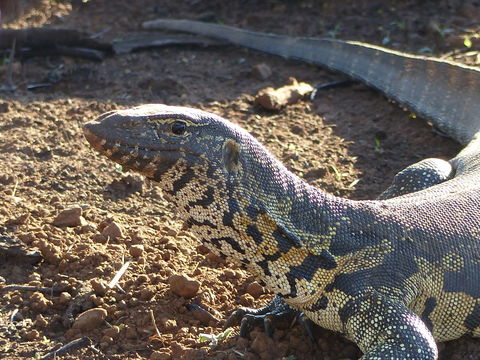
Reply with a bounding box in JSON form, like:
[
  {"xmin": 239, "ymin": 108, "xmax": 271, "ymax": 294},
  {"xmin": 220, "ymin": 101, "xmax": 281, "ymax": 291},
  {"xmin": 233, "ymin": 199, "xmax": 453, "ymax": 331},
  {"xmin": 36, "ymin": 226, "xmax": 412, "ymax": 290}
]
[{"xmin": 144, "ymin": 19, "xmax": 480, "ymax": 146}]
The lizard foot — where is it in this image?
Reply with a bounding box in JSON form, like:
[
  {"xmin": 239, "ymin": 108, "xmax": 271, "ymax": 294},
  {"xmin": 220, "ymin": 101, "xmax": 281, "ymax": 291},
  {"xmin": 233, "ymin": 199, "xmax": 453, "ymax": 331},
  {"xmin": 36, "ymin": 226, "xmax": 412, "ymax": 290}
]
[{"xmin": 224, "ymin": 295, "xmax": 317, "ymax": 339}]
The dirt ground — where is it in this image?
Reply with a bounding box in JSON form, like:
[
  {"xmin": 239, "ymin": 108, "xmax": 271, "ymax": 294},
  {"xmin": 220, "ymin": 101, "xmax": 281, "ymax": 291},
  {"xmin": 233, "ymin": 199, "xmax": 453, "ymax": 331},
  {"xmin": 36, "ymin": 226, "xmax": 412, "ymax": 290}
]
[{"xmin": 0, "ymin": 0, "xmax": 478, "ymax": 359}]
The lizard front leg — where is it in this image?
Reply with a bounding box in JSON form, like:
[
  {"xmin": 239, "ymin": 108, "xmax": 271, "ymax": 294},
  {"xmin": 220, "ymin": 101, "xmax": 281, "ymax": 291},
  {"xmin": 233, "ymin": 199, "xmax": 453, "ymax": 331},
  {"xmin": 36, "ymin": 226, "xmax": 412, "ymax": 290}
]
[
  {"xmin": 343, "ymin": 292, "xmax": 438, "ymax": 360},
  {"xmin": 378, "ymin": 158, "xmax": 453, "ymax": 199}
]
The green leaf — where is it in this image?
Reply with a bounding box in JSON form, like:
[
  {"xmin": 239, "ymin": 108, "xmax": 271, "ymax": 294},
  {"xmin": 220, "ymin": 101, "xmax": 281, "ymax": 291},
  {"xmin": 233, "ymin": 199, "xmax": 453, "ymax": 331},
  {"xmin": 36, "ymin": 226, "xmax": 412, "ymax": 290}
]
[{"xmin": 464, "ymin": 37, "xmax": 473, "ymax": 48}]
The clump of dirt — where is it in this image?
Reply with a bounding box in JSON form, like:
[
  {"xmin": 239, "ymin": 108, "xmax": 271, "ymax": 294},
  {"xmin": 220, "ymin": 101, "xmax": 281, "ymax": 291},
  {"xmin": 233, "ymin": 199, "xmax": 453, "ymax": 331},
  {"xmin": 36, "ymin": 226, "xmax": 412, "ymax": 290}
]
[{"xmin": 0, "ymin": 1, "xmax": 476, "ymax": 359}]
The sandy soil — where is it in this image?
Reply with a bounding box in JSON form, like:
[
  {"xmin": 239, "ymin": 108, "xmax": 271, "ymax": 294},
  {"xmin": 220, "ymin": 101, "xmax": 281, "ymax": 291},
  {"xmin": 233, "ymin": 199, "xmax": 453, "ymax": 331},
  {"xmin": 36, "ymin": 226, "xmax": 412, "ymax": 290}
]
[{"xmin": 0, "ymin": 1, "xmax": 477, "ymax": 359}]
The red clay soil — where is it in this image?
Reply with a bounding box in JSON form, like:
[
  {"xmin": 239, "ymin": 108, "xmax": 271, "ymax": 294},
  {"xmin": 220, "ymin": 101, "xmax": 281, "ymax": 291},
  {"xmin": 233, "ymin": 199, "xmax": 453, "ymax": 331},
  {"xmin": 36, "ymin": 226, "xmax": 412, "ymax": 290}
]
[{"xmin": 0, "ymin": 1, "xmax": 477, "ymax": 359}]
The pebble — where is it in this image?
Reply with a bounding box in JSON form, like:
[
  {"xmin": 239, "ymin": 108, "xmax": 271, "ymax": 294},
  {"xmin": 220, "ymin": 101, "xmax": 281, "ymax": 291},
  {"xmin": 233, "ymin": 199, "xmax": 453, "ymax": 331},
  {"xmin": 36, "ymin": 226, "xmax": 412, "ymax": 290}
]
[
  {"xmin": 250, "ymin": 332, "xmax": 277, "ymax": 358},
  {"xmin": 246, "ymin": 282, "xmax": 264, "ymax": 299},
  {"xmin": 52, "ymin": 206, "xmax": 86, "ymax": 227},
  {"xmin": 6, "ymin": 213, "xmax": 30, "ymax": 225},
  {"xmin": 100, "ymin": 335, "xmax": 113, "ymax": 344},
  {"xmin": 35, "ymin": 239, "xmax": 61, "ymax": 264},
  {"xmin": 29, "ymin": 292, "xmax": 52, "ymax": 313},
  {"xmin": 22, "ymin": 329, "xmax": 40, "ymax": 341},
  {"xmin": 254, "ymin": 77, "xmax": 314, "ymax": 110},
  {"xmin": 103, "ymin": 325, "xmax": 120, "ymax": 338},
  {"xmin": 164, "ymin": 228, "xmax": 177, "ymax": 237},
  {"xmin": 72, "ymin": 307, "xmax": 107, "ymax": 331},
  {"xmin": 168, "ymin": 274, "xmax": 200, "ymax": 298},
  {"xmin": 138, "ymin": 287, "xmax": 154, "ymax": 301},
  {"xmin": 102, "ymin": 221, "xmax": 124, "ymax": 239},
  {"xmin": 58, "ymin": 292, "xmax": 72, "ymax": 305},
  {"xmin": 158, "ymin": 317, "xmax": 177, "ymax": 331},
  {"xmin": 91, "ymin": 279, "xmax": 109, "ymax": 296},
  {"xmin": 129, "ymin": 244, "xmax": 144, "ymax": 257},
  {"xmin": 34, "ymin": 314, "xmax": 48, "ymax": 328},
  {"xmin": 150, "ymin": 350, "xmax": 171, "ymax": 360},
  {"xmin": 224, "ymin": 269, "xmax": 236, "ymax": 279},
  {"xmin": 239, "ymin": 293, "xmax": 254, "ymax": 307},
  {"xmin": 17, "ymin": 232, "xmax": 36, "ymax": 244},
  {"xmin": 252, "ymin": 63, "xmax": 272, "ymax": 79}
]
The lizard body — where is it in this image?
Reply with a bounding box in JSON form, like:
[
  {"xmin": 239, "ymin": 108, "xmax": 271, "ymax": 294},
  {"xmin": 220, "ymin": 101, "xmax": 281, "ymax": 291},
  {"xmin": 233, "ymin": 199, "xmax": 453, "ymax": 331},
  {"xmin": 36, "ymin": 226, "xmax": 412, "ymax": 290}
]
[{"xmin": 84, "ymin": 21, "xmax": 480, "ymax": 360}]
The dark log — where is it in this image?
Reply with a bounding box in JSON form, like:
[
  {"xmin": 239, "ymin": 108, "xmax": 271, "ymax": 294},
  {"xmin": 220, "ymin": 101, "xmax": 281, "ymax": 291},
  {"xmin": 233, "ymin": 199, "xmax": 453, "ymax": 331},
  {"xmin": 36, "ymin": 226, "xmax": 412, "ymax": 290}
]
[{"xmin": 0, "ymin": 27, "xmax": 111, "ymax": 51}]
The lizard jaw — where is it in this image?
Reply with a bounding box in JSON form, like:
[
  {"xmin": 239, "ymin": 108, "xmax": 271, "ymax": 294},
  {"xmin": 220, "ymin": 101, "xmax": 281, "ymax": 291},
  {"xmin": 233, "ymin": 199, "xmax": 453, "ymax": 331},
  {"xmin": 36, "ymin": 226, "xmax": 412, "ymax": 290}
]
[{"xmin": 83, "ymin": 118, "xmax": 200, "ymax": 181}]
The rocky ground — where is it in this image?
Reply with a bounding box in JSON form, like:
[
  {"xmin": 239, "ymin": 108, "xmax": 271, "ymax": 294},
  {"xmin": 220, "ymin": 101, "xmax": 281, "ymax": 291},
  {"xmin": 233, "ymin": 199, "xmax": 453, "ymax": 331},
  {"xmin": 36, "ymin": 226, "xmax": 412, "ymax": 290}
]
[{"xmin": 0, "ymin": 0, "xmax": 478, "ymax": 359}]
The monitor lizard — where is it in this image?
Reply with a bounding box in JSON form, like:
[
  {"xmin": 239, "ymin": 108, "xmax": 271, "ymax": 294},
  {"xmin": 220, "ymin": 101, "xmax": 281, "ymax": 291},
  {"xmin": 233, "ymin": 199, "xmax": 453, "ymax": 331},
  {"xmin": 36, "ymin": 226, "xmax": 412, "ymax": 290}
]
[{"xmin": 83, "ymin": 20, "xmax": 480, "ymax": 360}]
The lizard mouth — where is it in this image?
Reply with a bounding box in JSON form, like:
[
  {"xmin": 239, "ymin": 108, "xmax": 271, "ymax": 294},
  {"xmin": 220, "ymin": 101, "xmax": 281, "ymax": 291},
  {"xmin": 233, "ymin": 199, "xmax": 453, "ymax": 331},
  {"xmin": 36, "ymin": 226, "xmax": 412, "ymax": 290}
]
[{"xmin": 83, "ymin": 124, "xmax": 197, "ymax": 180}]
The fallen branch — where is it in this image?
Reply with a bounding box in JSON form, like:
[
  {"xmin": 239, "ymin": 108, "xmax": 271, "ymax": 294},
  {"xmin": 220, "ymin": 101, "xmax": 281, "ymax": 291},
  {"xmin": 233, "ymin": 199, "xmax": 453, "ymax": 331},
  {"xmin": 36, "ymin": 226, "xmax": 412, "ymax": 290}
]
[
  {"xmin": 0, "ymin": 28, "xmax": 111, "ymax": 51},
  {"xmin": 40, "ymin": 337, "xmax": 91, "ymax": 360}
]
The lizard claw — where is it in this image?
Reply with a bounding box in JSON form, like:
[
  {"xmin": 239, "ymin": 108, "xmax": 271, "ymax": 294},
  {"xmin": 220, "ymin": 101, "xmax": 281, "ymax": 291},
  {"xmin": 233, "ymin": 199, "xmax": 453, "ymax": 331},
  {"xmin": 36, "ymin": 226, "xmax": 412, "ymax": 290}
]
[
  {"xmin": 223, "ymin": 307, "xmax": 249, "ymax": 330},
  {"xmin": 237, "ymin": 310, "xmax": 296, "ymax": 337},
  {"xmin": 297, "ymin": 312, "xmax": 317, "ymax": 342},
  {"xmin": 224, "ymin": 296, "xmax": 312, "ymax": 338}
]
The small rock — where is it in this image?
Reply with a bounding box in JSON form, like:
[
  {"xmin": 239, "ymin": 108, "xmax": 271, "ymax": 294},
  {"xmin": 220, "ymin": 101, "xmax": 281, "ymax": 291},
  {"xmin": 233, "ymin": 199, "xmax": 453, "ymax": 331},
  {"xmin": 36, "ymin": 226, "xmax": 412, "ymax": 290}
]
[
  {"xmin": 58, "ymin": 292, "xmax": 72, "ymax": 305},
  {"xmin": 246, "ymin": 282, "xmax": 264, "ymax": 299},
  {"xmin": 49, "ymin": 195, "xmax": 61, "ymax": 204},
  {"xmin": 17, "ymin": 232, "xmax": 36, "ymax": 244},
  {"xmin": 224, "ymin": 269, "xmax": 236, "ymax": 279},
  {"xmin": 100, "ymin": 335, "xmax": 113, "ymax": 344},
  {"xmin": 91, "ymin": 279, "xmax": 109, "ymax": 296},
  {"xmin": 239, "ymin": 293, "xmax": 254, "ymax": 307},
  {"xmin": 72, "ymin": 307, "xmax": 107, "ymax": 331},
  {"xmin": 164, "ymin": 228, "xmax": 177, "ymax": 237},
  {"xmin": 252, "ymin": 63, "xmax": 272, "ymax": 80},
  {"xmin": 29, "ymin": 292, "xmax": 53, "ymax": 313},
  {"xmin": 129, "ymin": 244, "xmax": 144, "ymax": 257},
  {"xmin": 35, "ymin": 239, "xmax": 61, "ymax": 264},
  {"xmin": 22, "ymin": 329, "xmax": 40, "ymax": 341},
  {"xmin": 102, "ymin": 221, "xmax": 124, "ymax": 239},
  {"xmin": 103, "ymin": 325, "xmax": 120, "ymax": 338},
  {"xmin": 91, "ymin": 234, "xmax": 107, "ymax": 243},
  {"xmin": 52, "ymin": 206, "xmax": 86, "ymax": 227},
  {"xmin": 150, "ymin": 350, "xmax": 171, "ymax": 360},
  {"xmin": 138, "ymin": 287, "xmax": 154, "ymax": 301},
  {"xmin": 109, "ymin": 174, "xmax": 144, "ymax": 195},
  {"xmin": 196, "ymin": 244, "xmax": 209, "ymax": 254},
  {"xmin": 254, "ymin": 77, "xmax": 314, "ymax": 110},
  {"xmin": 6, "ymin": 213, "xmax": 30, "ymax": 226},
  {"xmin": 250, "ymin": 332, "xmax": 275, "ymax": 356},
  {"xmin": 158, "ymin": 317, "xmax": 177, "ymax": 331},
  {"xmin": 28, "ymin": 272, "xmax": 41, "ymax": 282},
  {"xmin": 206, "ymin": 252, "xmax": 225, "ymax": 263},
  {"xmin": 0, "ymin": 102, "xmax": 10, "ymax": 113},
  {"xmin": 168, "ymin": 274, "xmax": 200, "ymax": 298},
  {"xmin": 34, "ymin": 314, "xmax": 48, "ymax": 328}
]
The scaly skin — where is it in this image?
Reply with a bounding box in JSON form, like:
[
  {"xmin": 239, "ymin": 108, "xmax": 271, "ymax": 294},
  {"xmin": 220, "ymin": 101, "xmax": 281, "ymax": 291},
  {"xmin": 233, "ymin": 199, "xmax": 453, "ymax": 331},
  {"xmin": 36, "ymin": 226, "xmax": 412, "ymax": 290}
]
[
  {"xmin": 143, "ymin": 19, "xmax": 480, "ymax": 146},
  {"xmin": 84, "ymin": 104, "xmax": 480, "ymax": 360}
]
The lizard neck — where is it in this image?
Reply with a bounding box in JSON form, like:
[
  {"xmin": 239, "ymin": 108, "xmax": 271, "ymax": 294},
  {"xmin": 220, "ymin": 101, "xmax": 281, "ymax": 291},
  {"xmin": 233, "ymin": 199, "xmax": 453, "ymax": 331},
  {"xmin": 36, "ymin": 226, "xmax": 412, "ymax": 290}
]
[{"xmin": 168, "ymin": 131, "xmax": 369, "ymax": 300}]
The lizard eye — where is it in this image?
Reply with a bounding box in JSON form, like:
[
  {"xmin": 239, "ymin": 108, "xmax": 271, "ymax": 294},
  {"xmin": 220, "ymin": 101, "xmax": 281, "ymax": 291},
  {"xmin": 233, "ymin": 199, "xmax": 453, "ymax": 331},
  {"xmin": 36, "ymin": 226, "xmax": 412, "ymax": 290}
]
[{"xmin": 171, "ymin": 120, "xmax": 187, "ymax": 135}]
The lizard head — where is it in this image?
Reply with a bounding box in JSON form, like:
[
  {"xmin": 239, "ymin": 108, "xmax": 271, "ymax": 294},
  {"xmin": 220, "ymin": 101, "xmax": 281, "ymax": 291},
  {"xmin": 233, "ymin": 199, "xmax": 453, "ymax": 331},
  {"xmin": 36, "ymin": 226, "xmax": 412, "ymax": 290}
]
[{"xmin": 83, "ymin": 104, "xmax": 271, "ymax": 201}]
